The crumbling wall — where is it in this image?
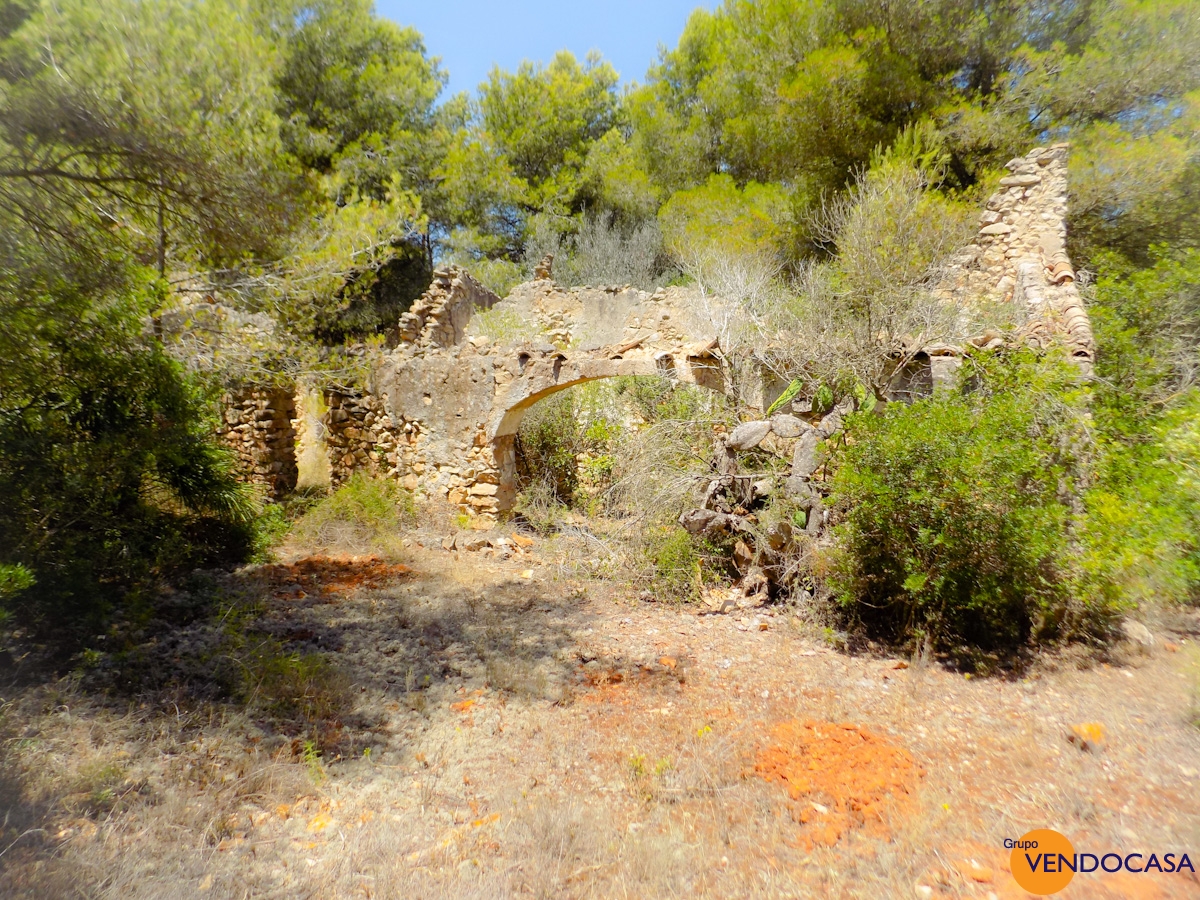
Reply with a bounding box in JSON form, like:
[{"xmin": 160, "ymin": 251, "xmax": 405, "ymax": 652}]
[
  {"xmin": 216, "ymin": 386, "xmax": 298, "ymax": 499},
  {"xmin": 209, "ymin": 146, "xmax": 1094, "ymax": 520},
  {"xmin": 370, "ymin": 271, "xmax": 730, "ymax": 517},
  {"xmin": 324, "ymin": 391, "xmax": 394, "ymax": 488},
  {"xmin": 934, "ymin": 143, "xmax": 1094, "ymax": 368},
  {"xmin": 397, "ymin": 266, "xmax": 501, "ymax": 348}
]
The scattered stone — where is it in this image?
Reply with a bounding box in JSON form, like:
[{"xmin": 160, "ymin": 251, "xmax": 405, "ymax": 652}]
[
  {"xmin": 1067, "ymin": 722, "xmax": 1106, "ymax": 752},
  {"xmin": 510, "ymin": 532, "xmax": 534, "ymax": 549},
  {"xmin": 1120, "ymin": 619, "xmax": 1157, "ymax": 651}
]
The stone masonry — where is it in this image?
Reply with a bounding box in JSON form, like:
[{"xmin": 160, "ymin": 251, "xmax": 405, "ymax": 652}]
[
  {"xmin": 216, "ymin": 386, "xmax": 298, "ymax": 499},
  {"xmin": 934, "ymin": 143, "xmax": 1094, "ymax": 367},
  {"xmin": 366, "ymin": 273, "xmax": 729, "ymax": 515},
  {"xmin": 213, "ymin": 144, "xmax": 1096, "ymax": 520}
]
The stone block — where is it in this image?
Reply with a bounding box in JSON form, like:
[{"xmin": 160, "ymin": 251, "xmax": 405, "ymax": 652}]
[
  {"xmin": 792, "ymin": 431, "xmax": 826, "ymax": 477},
  {"xmin": 769, "ymin": 414, "xmax": 809, "ymax": 439},
  {"xmin": 727, "ymin": 420, "xmax": 771, "ymax": 450}
]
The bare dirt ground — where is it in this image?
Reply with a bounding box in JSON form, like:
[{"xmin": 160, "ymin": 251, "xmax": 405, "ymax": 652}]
[{"xmin": 2, "ymin": 530, "xmax": 1200, "ymax": 899}]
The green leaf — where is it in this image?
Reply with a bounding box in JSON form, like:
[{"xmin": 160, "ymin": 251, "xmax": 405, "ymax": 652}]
[{"xmin": 767, "ymin": 379, "xmax": 804, "ymax": 416}]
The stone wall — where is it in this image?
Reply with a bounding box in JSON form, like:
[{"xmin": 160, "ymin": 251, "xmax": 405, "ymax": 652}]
[
  {"xmin": 207, "ymin": 146, "xmax": 1095, "ymax": 520},
  {"xmin": 216, "ymin": 386, "xmax": 298, "ymax": 499},
  {"xmin": 323, "ymin": 391, "xmax": 391, "ymax": 488},
  {"xmin": 934, "ymin": 143, "xmax": 1094, "ymax": 368},
  {"xmin": 372, "ymin": 275, "xmax": 731, "ymax": 516},
  {"xmin": 320, "ymin": 388, "xmax": 507, "ymax": 513},
  {"xmin": 397, "ymin": 266, "xmax": 501, "ymax": 348}
]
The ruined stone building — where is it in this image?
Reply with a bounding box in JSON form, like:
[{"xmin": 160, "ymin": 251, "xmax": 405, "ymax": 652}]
[{"xmin": 197, "ymin": 144, "xmax": 1093, "ymax": 516}]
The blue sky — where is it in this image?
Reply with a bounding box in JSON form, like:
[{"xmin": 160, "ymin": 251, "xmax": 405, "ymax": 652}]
[{"xmin": 374, "ymin": 1, "xmax": 715, "ymax": 99}]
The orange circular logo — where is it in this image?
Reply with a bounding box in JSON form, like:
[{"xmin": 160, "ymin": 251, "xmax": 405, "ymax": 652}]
[{"xmin": 1011, "ymin": 829, "xmax": 1076, "ymax": 895}]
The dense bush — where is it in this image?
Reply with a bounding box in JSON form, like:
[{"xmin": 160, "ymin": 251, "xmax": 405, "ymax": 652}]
[
  {"xmin": 0, "ymin": 276, "xmax": 258, "ymax": 632},
  {"xmin": 1078, "ymin": 251, "xmax": 1200, "ymax": 609},
  {"xmin": 827, "ymin": 352, "xmax": 1097, "ymax": 651}
]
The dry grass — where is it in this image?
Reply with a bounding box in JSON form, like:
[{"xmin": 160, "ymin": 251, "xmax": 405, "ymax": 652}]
[
  {"xmin": 2, "ymin": 539, "xmax": 1198, "ymax": 900},
  {"xmin": 286, "ymin": 473, "xmax": 416, "ymax": 558}
]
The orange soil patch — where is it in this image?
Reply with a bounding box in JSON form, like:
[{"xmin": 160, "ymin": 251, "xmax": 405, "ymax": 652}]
[
  {"xmin": 755, "ymin": 720, "xmax": 924, "ymax": 849},
  {"xmin": 260, "ymin": 555, "xmax": 412, "ymax": 597}
]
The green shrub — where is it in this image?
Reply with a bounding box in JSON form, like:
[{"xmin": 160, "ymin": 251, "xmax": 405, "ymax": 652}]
[
  {"xmin": 649, "ymin": 527, "xmax": 703, "ymax": 602},
  {"xmin": 0, "ymin": 274, "xmax": 258, "ymax": 634},
  {"xmin": 1081, "ymin": 251, "xmax": 1200, "ymax": 609},
  {"xmin": 291, "ymin": 474, "xmax": 415, "ymax": 552},
  {"xmin": 645, "ymin": 526, "xmax": 738, "ymax": 603},
  {"xmin": 0, "ymin": 565, "xmax": 33, "ymax": 600},
  {"xmin": 516, "ymin": 393, "xmax": 582, "ymax": 504},
  {"xmin": 827, "ymin": 352, "xmax": 1099, "ymax": 651}
]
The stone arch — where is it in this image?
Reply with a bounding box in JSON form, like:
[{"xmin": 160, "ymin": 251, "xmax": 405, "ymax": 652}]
[{"xmin": 486, "ymin": 350, "xmax": 726, "ymax": 513}]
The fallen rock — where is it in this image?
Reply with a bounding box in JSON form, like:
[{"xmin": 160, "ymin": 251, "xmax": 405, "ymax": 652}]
[
  {"xmin": 792, "ymin": 431, "xmax": 826, "ymax": 477},
  {"xmin": 727, "ymin": 420, "xmax": 772, "ymax": 451},
  {"xmin": 461, "ymin": 536, "xmax": 491, "ymax": 552},
  {"xmin": 1120, "ymin": 619, "xmax": 1157, "ymax": 652},
  {"xmin": 510, "ymin": 532, "xmax": 535, "ymax": 549},
  {"xmin": 441, "ymin": 534, "xmax": 457, "ymax": 551}
]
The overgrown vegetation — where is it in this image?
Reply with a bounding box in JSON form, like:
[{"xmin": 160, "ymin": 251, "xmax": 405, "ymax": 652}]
[
  {"xmin": 1, "ymin": 0, "xmax": 1197, "ymax": 650},
  {"xmin": 291, "ymin": 474, "xmax": 416, "ymax": 555},
  {"xmin": 4, "ymin": 2, "xmax": 1198, "ymax": 895},
  {"xmin": 827, "ymin": 352, "xmax": 1092, "ymax": 651}
]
